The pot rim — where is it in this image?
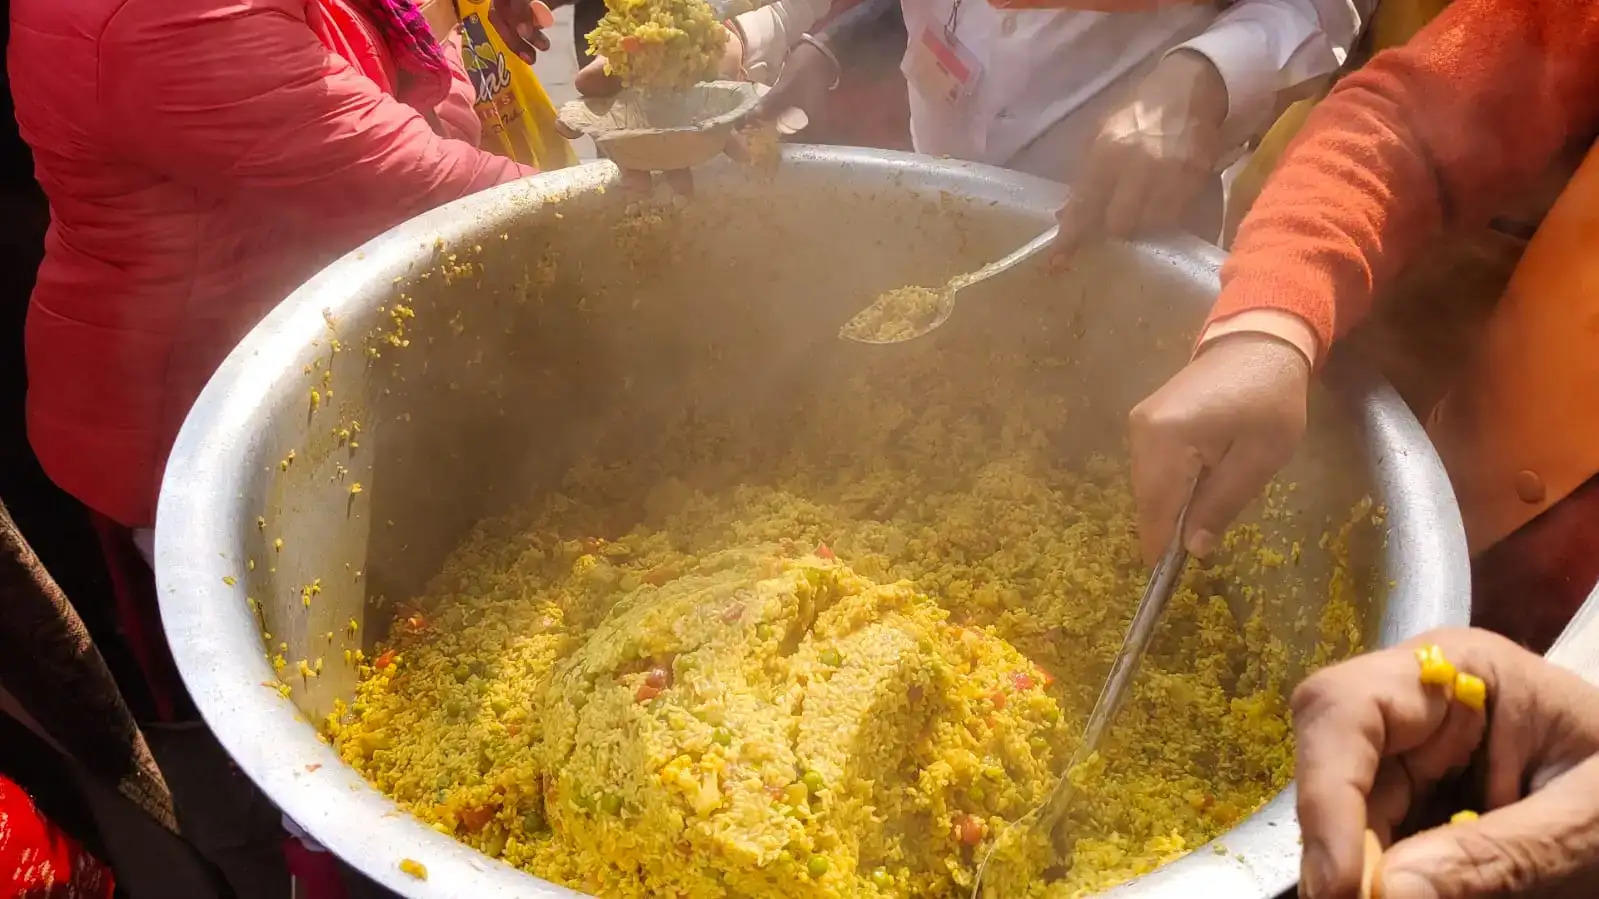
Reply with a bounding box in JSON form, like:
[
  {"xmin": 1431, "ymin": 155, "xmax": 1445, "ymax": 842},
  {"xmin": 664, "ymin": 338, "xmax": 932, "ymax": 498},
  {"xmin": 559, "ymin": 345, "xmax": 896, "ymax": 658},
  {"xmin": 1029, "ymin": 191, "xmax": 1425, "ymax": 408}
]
[{"xmin": 155, "ymin": 146, "xmax": 1471, "ymax": 899}]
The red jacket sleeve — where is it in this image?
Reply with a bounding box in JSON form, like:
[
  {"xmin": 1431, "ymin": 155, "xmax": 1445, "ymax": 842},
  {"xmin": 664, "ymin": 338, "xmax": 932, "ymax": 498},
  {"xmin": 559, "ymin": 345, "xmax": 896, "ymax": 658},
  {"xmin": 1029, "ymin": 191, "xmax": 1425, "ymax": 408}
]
[
  {"xmin": 1210, "ymin": 0, "xmax": 1599, "ymax": 348},
  {"xmin": 434, "ymin": 30, "xmax": 487, "ymax": 145},
  {"xmin": 98, "ymin": 0, "xmax": 529, "ymax": 240}
]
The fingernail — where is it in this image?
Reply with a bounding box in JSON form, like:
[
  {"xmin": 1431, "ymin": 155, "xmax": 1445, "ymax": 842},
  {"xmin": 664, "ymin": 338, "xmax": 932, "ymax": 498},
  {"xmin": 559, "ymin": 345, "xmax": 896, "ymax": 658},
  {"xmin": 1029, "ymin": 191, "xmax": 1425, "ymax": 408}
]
[
  {"xmin": 1186, "ymin": 528, "xmax": 1218, "ymax": 558},
  {"xmin": 517, "ymin": 22, "xmax": 538, "ymax": 43},
  {"xmin": 1301, "ymin": 842, "xmax": 1331, "ymax": 899},
  {"xmin": 1379, "ymin": 870, "xmax": 1440, "ymax": 899}
]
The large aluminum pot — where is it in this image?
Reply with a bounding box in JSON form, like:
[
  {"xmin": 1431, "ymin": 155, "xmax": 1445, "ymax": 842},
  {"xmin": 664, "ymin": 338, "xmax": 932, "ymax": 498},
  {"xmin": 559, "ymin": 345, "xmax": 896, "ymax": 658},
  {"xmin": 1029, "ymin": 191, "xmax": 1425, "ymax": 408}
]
[{"xmin": 155, "ymin": 148, "xmax": 1470, "ymax": 899}]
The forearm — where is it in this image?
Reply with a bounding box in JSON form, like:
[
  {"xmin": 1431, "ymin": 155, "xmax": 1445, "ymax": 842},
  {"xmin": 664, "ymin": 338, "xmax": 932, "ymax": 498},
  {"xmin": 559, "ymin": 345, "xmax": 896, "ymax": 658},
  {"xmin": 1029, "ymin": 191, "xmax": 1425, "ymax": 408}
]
[
  {"xmin": 1210, "ymin": 0, "xmax": 1599, "ymax": 358},
  {"xmin": 1174, "ymin": 0, "xmax": 1372, "ymax": 146}
]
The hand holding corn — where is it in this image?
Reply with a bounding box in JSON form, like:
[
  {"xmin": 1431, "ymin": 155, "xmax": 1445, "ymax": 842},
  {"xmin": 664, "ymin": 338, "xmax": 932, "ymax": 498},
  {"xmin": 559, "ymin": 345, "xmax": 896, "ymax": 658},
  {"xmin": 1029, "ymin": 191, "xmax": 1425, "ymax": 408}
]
[{"xmin": 1292, "ymin": 628, "xmax": 1599, "ymax": 899}]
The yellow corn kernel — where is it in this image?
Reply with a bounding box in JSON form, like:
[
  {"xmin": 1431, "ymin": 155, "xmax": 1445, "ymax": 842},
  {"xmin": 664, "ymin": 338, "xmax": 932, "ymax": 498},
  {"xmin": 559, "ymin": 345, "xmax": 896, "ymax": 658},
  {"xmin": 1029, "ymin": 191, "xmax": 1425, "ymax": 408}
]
[
  {"xmin": 399, "ymin": 859, "xmax": 427, "ymax": 880},
  {"xmin": 1454, "ymin": 672, "xmax": 1487, "ymax": 711},
  {"xmin": 1450, "ymin": 810, "xmax": 1479, "ymax": 824}
]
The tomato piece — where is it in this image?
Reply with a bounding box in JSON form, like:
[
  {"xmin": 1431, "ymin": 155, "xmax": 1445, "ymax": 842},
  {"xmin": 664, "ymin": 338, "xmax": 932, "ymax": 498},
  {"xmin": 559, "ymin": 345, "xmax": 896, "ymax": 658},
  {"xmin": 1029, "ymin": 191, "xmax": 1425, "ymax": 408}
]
[
  {"xmin": 459, "ymin": 805, "xmax": 495, "ymax": 833},
  {"xmin": 374, "ymin": 649, "xmax": 396, "ymax": 670},
  {"xmin": 1010, "ymin": 672, "xmax": 1036, "ymax": 691},
  {"xmin": 635, "ymin": 683, "xmax": 662, "ymax": 702},
  {"xmin": 815, "ymin": 542, "xmax": 836, "ymax": 560},
  {"xmin": 955, "ymin": 814, "xmax": 985, "ymax": 846},
  {"xmin": 989, "ymin": 691, "xmax": 1007, "ymax": 711},
  {"xmin": 645, "ymin": 666, "xmax": 671, "ymax": 689}
]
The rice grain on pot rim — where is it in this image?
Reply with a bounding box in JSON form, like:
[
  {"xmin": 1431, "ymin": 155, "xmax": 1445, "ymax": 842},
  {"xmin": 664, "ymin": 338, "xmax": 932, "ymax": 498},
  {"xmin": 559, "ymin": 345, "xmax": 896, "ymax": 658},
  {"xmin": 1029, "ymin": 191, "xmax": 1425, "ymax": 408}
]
[{"xmin": 327, "ymin": 346, "xmax": 1372, "ymax": 898}]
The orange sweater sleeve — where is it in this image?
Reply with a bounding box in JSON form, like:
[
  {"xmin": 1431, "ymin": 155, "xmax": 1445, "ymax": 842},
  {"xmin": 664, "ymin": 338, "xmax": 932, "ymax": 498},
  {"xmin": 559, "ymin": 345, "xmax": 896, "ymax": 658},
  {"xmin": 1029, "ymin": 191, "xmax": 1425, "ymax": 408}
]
[{"xmin": 1209, "ymin": 0, "xmax": 1599, "ymax": 350}]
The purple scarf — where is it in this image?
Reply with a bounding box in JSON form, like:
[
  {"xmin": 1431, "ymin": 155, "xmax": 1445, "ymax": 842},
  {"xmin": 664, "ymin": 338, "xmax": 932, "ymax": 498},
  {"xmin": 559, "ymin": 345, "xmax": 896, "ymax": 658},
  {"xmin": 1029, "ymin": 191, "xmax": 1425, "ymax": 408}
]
[{"xmin": 350, "ymin": 0, "xmax": 455, "ymax": 107}]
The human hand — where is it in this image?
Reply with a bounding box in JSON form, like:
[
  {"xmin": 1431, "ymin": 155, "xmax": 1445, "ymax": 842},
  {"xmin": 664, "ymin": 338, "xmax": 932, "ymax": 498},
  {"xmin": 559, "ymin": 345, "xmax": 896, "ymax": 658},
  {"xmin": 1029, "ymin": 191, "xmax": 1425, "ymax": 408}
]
[
  {"xmin": 1054, "ymin": 49, "xmax": 1226, "ymax": 256},
  {"xmin": 1127, "ymin": 333, "xmax": 1308, "ymax": 564},
  {"xmin": 489, "ymin": 0, "xmax": 556, "ymax": 64},
  {"xmin": 575, "ymin": 25, "xmax": 746, "ymax": 97},
  {"xmin": 748, "ymin": 38, "xmax": 836, "ymax": 123},
  {"xmin": 1292, "ymin": 628, "xmax": 1599, "ymax": 899}
]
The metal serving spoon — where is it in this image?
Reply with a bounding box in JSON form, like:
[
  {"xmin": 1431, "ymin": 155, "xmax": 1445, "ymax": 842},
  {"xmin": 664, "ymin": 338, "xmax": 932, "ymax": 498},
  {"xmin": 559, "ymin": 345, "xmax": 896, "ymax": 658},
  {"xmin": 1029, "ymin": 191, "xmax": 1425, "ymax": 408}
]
[
  {"xmin": 839, "ymin": 224, "xmax": 1059, "ymax": 344},
  {"xmin": 970, "ymin": 484, "xmax": 1197, "ymax": 898}
]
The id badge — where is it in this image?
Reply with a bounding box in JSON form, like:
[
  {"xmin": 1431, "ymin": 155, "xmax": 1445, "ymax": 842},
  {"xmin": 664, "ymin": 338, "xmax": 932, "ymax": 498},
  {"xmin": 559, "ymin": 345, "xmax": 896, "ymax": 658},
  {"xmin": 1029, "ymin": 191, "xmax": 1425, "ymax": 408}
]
[{"xmin": 905, "ymin": 24, "xmax": 984, "ymax": 106}]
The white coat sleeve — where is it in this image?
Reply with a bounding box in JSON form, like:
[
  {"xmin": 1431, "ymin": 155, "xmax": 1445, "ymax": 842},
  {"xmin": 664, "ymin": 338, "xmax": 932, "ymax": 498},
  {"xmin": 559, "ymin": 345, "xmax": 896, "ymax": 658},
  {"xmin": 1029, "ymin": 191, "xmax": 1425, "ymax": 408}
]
[
  {"xmin": 1172, "ymin": 0, "xmax": 1375, "ymax": 144},
  {"xmin": 732, "ymin": 0, "xmax": 836, "ymax": 84}
]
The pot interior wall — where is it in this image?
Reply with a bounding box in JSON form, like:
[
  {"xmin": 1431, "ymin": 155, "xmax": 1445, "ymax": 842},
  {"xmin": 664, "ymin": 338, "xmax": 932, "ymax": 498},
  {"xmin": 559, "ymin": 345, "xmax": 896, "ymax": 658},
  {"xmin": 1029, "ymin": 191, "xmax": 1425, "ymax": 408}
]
[{"xmin": 177, "ymin": 154, "xmax": 1422, "ymax": 899}]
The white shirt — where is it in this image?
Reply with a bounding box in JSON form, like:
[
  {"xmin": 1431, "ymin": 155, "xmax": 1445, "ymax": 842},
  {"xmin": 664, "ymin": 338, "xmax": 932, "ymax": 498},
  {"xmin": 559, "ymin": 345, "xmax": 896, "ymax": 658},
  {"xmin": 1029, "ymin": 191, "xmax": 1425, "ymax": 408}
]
[{"xmin": 739, "ymin": 0, "xmax": 1369, "ymax": 170}]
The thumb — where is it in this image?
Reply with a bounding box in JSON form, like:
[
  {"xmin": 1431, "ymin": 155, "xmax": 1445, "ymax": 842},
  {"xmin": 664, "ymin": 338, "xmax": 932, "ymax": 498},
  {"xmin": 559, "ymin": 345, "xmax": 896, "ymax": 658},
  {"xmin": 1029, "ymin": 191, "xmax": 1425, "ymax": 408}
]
[
  {"xmin": 1376, "ymin": 755, "xmax": 1599, "ymax": 899},
  {"xmin": 575, "ymin": 59, "xmax": 623, "ymax": 98}
]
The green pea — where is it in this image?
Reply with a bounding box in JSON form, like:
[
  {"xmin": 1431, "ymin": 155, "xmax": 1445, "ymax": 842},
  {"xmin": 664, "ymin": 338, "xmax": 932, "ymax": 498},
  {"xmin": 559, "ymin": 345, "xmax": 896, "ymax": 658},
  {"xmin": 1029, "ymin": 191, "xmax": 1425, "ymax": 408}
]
[
  {"xmin": 454, "ymin": 663, "xmax": 472, "ymax": 682},
  {"xmin": 600, "ymin": 794, "xmax": 623, "ymax": 815},
  {"xmin": 522, "ymin": 809, "xmax": 546, "ymax": 833},
  {"xmin": 1029, "ymin": 736, "xmax": 1049, "ymax": 755},
  {"xmin": 871, "ymin": 867, "xmax": 893, "ymax": 889},
  {"xmin": 802, "ymin": 770, "xmax": 825, "ymax": 795},
  {"xmin": 574, "ymin": 793, "xmax": 595, "ymax": 812},
  {"xmin": 982, "ymin": 764, "xmax": 1005, "ymax": 781},
  {"xmin": 807, "ymin": 855, "xmax": 830, "ymax": 878},
  {"xmin": 819, "ymin": 647, "xmax": 842, "ymax": 667},
  {"xmin": 490, "ymin": 697, "xmax": 510, "ymax": 715},
  {"xmin": 968, "ymin": 783, "xmax": 985, "ymax": 802},
  {"xmin": 713, "ymin": 728, "xmax": 733, "ymax": 747}
]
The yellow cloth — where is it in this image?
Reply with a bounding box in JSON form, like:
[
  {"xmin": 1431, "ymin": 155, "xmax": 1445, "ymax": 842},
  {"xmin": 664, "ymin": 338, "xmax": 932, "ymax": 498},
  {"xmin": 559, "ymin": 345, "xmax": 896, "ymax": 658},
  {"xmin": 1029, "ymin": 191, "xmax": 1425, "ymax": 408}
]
[{"xmin": 455, "ymin": 0, "xmax": 578, "ymax": 170}]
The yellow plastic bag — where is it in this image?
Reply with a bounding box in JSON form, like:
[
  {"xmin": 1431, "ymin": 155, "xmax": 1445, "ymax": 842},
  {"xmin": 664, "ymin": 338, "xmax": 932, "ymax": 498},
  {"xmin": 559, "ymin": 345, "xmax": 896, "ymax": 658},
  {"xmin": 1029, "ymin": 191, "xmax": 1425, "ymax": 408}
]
[{"xmin": 456, "ymin": 0, "xmax": 578, "ymax": 170}]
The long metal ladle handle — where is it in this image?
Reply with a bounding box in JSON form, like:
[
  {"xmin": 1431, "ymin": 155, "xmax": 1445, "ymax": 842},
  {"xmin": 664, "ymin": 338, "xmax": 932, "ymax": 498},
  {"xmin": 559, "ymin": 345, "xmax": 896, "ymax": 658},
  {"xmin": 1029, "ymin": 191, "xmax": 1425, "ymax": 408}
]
[{"xmin": 1037, "ymin": 482, "xmax": 1198, "ymax": 829}]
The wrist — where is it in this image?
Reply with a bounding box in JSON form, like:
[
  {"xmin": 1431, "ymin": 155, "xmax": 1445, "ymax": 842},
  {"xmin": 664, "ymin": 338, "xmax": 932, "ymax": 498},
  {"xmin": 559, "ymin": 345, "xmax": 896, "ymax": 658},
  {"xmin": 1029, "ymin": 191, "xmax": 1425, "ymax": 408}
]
[
  {"xmin": 1196, "ymin": 330, "xmax": 1312, "ymax": 382},
  {"xmin": 1157, "ymin": 49, "xmax": 1228, "ymax": 127},
  {"xmin": 798, "ymin": 33, "xmax": 842, "ymax": 89},
  {"xmin": 1198, "ymin": 310, "xmax": 1319, "ymax": 371}
]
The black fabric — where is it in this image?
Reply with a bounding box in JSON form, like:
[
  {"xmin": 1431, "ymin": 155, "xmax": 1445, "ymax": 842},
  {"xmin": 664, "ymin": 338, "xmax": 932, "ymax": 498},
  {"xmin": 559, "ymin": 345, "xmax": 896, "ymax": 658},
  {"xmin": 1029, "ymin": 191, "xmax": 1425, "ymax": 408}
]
[{"xmin": 573, "ymin": 0, "xmax": 604, "ymax": 67}]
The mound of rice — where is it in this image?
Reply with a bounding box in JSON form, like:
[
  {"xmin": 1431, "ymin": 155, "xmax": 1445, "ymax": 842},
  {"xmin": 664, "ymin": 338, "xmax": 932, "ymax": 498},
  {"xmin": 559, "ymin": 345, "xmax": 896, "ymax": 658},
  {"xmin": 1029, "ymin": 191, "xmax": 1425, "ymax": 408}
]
[{"xmin": 329, "ymin": 347, "xmax": 1370, "ymax": 898}]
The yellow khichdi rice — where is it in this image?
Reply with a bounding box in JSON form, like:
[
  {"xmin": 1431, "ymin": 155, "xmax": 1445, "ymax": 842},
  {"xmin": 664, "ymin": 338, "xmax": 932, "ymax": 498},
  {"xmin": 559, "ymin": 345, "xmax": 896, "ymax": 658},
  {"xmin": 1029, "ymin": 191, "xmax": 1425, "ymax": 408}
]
[
  {"xmin": 587, "ymin": 0, "xmax": 726, "ymax": 91},
  {"xmin": 328, "ymin": 348, "xmax": 1371, "ymax": 898}
]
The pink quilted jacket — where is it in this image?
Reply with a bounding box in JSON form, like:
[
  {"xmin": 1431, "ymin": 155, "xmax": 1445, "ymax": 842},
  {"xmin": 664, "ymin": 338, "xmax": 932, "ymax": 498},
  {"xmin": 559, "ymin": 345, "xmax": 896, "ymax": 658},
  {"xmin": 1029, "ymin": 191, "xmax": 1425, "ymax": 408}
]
[{"xmin": 9, "ymin": 0, "xmax": 530, "ymax": 526}]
